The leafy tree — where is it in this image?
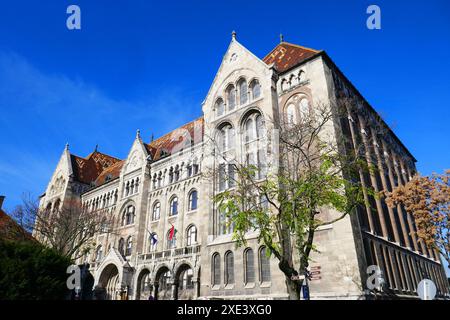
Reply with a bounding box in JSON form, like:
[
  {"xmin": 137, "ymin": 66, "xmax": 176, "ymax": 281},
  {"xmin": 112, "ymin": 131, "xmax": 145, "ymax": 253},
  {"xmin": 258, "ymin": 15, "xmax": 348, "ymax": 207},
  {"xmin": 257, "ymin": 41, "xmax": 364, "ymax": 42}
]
[
  {"xmin": 211, "ymin": 100, "xmax": 369, "ymax": 299},
  {"xmin": 0, "ymin": 239, "xmax": 71, "ymax": 300},
  {"xmin": 386, "ymin": 170, "xmax": 450, "ymax": 266}
]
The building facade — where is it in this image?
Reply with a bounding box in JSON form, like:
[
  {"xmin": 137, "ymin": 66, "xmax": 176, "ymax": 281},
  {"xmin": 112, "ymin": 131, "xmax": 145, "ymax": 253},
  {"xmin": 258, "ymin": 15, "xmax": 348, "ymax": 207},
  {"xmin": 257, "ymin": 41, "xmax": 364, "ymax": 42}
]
[{"xmin": 38, "ymin": 34, "xmax": 449, "ymax": 300}]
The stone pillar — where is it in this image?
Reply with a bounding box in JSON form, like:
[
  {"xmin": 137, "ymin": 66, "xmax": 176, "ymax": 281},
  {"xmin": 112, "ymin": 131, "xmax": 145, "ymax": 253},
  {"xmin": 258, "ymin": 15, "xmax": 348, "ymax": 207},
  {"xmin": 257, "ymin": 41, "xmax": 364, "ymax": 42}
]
[
  {"xmin": 171, "ymin": 281, "xmax": 178, "ymax": 300},
  {"xmin": 357, "ymin": 115, "xmax": 388, "ymax": 238},
  {"xmin": 372, "ymin": 131, "xmax": 400, "ymax": 243},
  {"xmin": 346, "ymin": 113, "xmax": 375, "ymax": 233}
]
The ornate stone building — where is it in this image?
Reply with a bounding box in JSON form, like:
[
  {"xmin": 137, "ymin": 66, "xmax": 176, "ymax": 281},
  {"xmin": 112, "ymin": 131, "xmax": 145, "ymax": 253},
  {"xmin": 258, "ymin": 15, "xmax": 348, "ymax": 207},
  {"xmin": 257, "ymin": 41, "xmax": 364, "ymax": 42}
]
[{"xmin": 38, "ymin": 34, "xmax": 449, "ymax": 300}]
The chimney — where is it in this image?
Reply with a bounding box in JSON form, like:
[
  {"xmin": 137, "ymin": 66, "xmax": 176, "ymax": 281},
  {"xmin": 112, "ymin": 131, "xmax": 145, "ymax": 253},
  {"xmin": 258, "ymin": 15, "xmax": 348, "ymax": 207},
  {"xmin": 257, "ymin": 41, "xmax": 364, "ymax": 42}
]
[{"xmin": 0, "ymin": 196, "xmax": 4, "ymax": 210}]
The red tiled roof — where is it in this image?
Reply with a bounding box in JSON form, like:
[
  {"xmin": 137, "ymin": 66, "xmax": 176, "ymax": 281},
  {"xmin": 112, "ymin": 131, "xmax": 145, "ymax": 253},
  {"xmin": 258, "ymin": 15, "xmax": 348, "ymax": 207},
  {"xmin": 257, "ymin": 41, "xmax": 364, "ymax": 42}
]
[
  {"xmin": 0, "ymin": 209, "xmax": 34, "ymax": 242},
  {"xmin": 94, "ymin": 160, "xmax": 125, "ymax": 186},
  {"xmin": 263, "ymin": 42, "xmax": 320, "ymax": 73},
  {"xmin": 144, "ymin": 117, "xmax": 204, "ymax": 161},
  {"xmin": 71, "ymin": 151, "xmax": 121, "ymax": 185}
]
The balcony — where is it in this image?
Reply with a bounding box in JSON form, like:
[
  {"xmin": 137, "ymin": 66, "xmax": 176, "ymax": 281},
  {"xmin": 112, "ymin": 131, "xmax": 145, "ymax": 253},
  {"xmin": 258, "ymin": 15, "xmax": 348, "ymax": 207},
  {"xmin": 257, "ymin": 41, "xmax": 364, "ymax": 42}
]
[{"xmin": 138, "ymin": 244, "xmax": 201, "ymax": 263}]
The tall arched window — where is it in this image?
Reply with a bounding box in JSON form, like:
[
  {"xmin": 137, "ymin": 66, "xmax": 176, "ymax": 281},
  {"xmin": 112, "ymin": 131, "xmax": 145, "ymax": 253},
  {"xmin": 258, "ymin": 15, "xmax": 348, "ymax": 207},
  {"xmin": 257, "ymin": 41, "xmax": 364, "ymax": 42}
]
[
  {"xmin": 126, "ymin": 236, "xmax": 133, "ymax": 256},
  {"xmin": 186, "ymin": 224, "xmax": 197, "ymax": 246},
  {"xmin": 152, "ymin": 201, "xmax": 161, "ymax": 220},
  {"xmin": 225, "ymin": 251, "xmax": 234, "ymax": 285},
  {"xmin": 238, "ymin": 79, "xmax": 248, "ymax": 105},
  {"xmin": 124, "ymin": 205, "xmax": 135, "ymax": 225},
  {"xmin": 188, "ymin": 190, "xmax": 198, "ymax": 211},
  {"xmin": 250, "ymin": 79, "xmax": 261, "ymax": 100},
  {"xmin": 215, "ymin": 98, "xmax": 225, "ymax": 117},
  {"xmin": 226, "ymin": 85, "xmax": 236, "ymax": 110},
  {"xmin": 118, "ymin": 238, "xmax": 125, "ymax": 256},
  {"xmin": 245, "ymin": 118, "xmax": 254, "ymax": 143},
  {"xmin": 218, "ymin": 124, "xmax": 235, "ymax": 154},
  {"xmin": 95, "ymin": 245, "xmax": 103, "ymax": 262},
  {"xmin": 286, "ymin": 104, "xmax": 296, "ymax": 124},
  {"xmin": 244, "ymin": 248, "xmax": 255, "ymax": 284},
  {"xmin": 212, "ymin": 253, "xmax": 221, "ymax": 286},
  {"xmin": 259, "ymin": 246, "xmax": 271, "ymax": 282},
  {"xmin": 169, "ymin": 196, "xmax": 178, "ymax": 216},
  {"xmin": 243, "ymin": 112, "xmax": 267, "ymax": 179}
]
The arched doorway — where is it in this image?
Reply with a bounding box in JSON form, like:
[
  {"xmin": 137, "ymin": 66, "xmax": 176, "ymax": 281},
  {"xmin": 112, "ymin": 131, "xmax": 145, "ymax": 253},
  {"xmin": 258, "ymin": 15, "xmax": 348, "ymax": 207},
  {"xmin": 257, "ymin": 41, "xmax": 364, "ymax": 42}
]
[
  {"xmin": 176, "ymin": 264, "xmax": 195, "ymax": 300},
  {"xmin": 154, "ymin": 266, "xmax": 172, "ymax": 300},
  {"xmin": 97, "ymin": 264, "xmax": 120, "ymax": 300},
  {"xmin": 136, "ymin": 269, "xmax": 152, "ymax": 300}
]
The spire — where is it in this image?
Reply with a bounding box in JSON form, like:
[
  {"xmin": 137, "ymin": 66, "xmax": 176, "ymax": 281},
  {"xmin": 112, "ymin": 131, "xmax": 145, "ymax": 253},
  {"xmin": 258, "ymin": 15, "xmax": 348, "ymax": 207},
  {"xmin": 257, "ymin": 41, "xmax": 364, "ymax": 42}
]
[
  {"xmin": 280, "ymin": 33, "xmax": 284, "ymax": 43},
  {"xmin": 231, "ymin": 30, "xmax": 236, "ymax": 40},
  {"xmin": 94, "ymin": 144, "xmax": 98, "ymax": 152},
  {"xmin": 65, "ymin": 142, "xmax": 69, "ymax": 151},
  {"xmin": 150, "ymin": 133, "xmax": 154, "ymax": 142},
  {"xmin": 136, "ymin": 129, "xmax": 141, "ymax": 139}
]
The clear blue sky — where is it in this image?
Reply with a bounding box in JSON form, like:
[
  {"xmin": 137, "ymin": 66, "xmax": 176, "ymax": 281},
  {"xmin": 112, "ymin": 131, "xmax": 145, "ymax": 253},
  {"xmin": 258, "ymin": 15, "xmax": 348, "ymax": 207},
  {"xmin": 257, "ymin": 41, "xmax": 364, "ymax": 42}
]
[{"xmin": 0, "ymin": 0, "xmax": 449, "ymax": 212}]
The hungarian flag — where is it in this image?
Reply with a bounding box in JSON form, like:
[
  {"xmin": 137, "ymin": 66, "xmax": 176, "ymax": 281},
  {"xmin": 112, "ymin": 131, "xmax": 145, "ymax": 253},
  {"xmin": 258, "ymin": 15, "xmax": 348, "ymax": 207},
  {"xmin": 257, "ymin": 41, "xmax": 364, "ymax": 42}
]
[{"xmin": 169, "ymin": 224, "xmax": 177, "ymax": 240}]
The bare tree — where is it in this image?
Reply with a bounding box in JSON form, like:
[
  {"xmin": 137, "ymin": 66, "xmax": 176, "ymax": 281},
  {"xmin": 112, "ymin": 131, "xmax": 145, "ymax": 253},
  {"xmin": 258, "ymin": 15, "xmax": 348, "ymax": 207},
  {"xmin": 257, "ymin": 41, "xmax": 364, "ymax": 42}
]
[
  {"xmin": 11, "ymin": 193, "xmax": 117, "ymax": 261},
  {"xmin": 208, "ymin": 98, "xmax": 372, "ymax": 299}
]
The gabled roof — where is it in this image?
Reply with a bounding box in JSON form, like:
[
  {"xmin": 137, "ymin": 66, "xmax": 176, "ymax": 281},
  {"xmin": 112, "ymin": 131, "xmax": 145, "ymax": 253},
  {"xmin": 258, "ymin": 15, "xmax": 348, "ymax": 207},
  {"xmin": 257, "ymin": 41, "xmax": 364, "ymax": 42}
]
[
  {"xmin": 263, "ymin": 42, "xmax": 321, "ymax": 73},
  {"xmin": 70, "ymin": 151, "xmax": 121, "ymax": 185},
  {"xmin": 144, "ymin": 117, "xmax": 204, "ymax": 161},
  {"xmin": 94, "ymin": 160, "xmax": 125, "ymax": 187},
  {"xmin": 0, "ymin": 209, "xmax": 34, "ymax": 242}
]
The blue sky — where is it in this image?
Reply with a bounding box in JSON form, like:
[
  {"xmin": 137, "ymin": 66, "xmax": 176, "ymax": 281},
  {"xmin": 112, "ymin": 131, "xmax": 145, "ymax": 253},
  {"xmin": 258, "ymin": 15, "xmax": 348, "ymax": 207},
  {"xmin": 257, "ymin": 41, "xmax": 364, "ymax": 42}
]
[{"xmin": 0, "ymin": 0, "xmax": 449, "ymax": 215}]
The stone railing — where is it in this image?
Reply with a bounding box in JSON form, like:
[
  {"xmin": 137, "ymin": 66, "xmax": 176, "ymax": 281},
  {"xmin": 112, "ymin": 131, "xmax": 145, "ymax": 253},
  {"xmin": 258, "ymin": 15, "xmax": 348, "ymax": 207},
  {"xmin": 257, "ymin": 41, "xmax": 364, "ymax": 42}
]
[{"xmin": 138, "ymin": 244, "xmax": 201, "ymax": 263}]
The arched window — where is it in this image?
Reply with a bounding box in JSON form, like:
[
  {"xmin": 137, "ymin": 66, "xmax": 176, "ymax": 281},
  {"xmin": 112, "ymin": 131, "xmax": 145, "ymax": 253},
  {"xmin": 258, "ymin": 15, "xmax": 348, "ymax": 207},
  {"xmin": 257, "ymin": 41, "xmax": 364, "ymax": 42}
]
[
  {"xmin": 215, "ymin": 98, "xmax": 225, "ymax": 117},
  {"xmin": 149, "ymin": 233, "xmax": 158, "ymax": 252},
  {"xmin": 125, "ymin": 236, "xmax": 133, "ymax": 256},
  {"xmin": 186, "ymin": 224, "xmax": 197, "ymax": 246},
  {"xmin": 250, "ymin": 79, "xmax": 261, "ymax": 100},
  {"xmin": 244, "ymin": 248, "xmax": 255, "ymax": 284},
  {"xmin": 124, "ymin": 205, "xmax": 135, "ymax": 225},
  {"xmin": 226, "ymin": 85, "xmax": 236, "ymax": 111},
  {"xmin": 238, "ymin": 79, "xmax": 248, "ymax": 105},
  {"xmin": 286, "ymin": 104, "xmax": 296, "ymax": 124},
  {"xmin": 152, "ymin": 201, "xmax": 161, "ymax": 221},
  {"xmin": 212, "ymin": 253, "xmax": 221, "ymax": 286},
  {"xmin": 169, "ymin": 196, "xmax": 178, "ymax": 216},
  {"xmin": 225, "ymin": 251, "xmax": 234, "ymax": 285},
  {"xmin": 118, "ymin": 238, "xmax": 125, "ymax": 256},
  {"xmin": 299, "ymin": 98, "xmax": 310, "ymax": 119},
  {"xmin": 167, "ymin": 229, "xmax": 177, "ymax": 249},
  {"xmin": 259, "ymin": 246, "xmax": 271, "ymax": 282},
  {"xmin": 245, "ymin": 118, "xmax": 254, "ymax": 143},
  {"xmin": 188, "ymin": 190, "xmax": 198, "ymax": 211},
  {"xmin": 298, "ymin": 70, "xmax": 305, "ymax": 83},
  {"xmin": 218, "ymin": 124, "xmax": 235, "ymax": 154},
  {"xmin": 95, "ymin": 245, "xmax": 103, "ymax": 262}
]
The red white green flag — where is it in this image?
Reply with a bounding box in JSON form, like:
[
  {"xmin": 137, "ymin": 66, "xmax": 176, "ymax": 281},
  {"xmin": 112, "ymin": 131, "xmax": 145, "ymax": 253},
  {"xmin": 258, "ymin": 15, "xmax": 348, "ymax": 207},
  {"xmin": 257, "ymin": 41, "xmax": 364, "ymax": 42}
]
[{"xmin": 169, "ymin": 224, "xmax": 177, "ymax": 240}]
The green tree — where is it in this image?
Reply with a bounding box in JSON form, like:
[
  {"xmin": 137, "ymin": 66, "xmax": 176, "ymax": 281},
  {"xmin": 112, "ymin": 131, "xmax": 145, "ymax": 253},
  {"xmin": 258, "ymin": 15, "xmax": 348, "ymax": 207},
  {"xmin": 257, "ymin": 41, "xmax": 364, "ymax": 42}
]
[
  {"xmin": 212, "ymin": 100, "xmax": 369, "ymax": 299},
  {"xmin": 0, "ymin": 239, "xmax": 71, "ymax": 300}
]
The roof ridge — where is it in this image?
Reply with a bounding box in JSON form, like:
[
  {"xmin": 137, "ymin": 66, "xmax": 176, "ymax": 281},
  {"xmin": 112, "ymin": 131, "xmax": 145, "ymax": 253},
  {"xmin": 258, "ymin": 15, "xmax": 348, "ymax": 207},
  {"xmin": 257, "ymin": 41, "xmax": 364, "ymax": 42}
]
[
  {"xmin": 281, "ymin": 41, "xmax": 321, "ymax": 53},
  {"xmin": 147, "ymin": 116, "xmax": 204, "ymax": 146}
]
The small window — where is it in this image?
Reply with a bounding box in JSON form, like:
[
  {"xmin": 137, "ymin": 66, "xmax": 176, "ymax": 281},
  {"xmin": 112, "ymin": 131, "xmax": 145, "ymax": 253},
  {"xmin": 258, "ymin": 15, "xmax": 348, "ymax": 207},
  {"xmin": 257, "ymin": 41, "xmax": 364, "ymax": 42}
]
[
  {"xmin": 216, "ymin": 98, "xmax": 225, "ymax": 117},
  {"xmin": 95, "ymin": 245, "xmax": 103, "ymax": 262},
  {"xmin": 118, "ymin": 238, "xmax": 125, "ymax": 256},
  {"xmin": 259, "ymin": 246, "xmax": 271, "ymax": 282},
  {"xmin": 238, "ymin": 79, "xmax": 248, "ymax": 105},
  {"xmin": 186, "ymin": 225, "xmax": 197, "ymax": 246},
  {"xmin": 169, "ymin": 196, "xmax": 178, "ymax": 216},
  {"xmin": 188, "ymin": 190, "xmax": 198, "ymax": 211},
  {"xmin": 152, "ymin": 201, "xmax": 161, "ymax": 221},
  {"xmin": 212, "ymin": 253, "xmax": 221, "ymax": 286},
  {"xmin": 225, "ymin": 251, "xmax": 234, "ymax": 285},
  {"xmin": 226, "ymin": 85, "xmax": 236, "ymax": 111},
  {"xmin": 126, "ymin": 236, "xmax": 133, "ymax": 256},
  {"xmin": 244, "ymin": 248, "xmax": 255, "ymax": 284},
  {"xmin": 250, "ymin": 80, "xmax": 261, "ymax": 99}
]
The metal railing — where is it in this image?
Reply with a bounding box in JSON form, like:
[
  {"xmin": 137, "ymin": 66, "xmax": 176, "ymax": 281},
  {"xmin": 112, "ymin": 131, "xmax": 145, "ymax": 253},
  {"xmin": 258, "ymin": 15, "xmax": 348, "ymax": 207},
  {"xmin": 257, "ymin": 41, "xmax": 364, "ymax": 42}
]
[{"xmin": 138, "ymin": 244, "xmax": 201, "ymax": 262}]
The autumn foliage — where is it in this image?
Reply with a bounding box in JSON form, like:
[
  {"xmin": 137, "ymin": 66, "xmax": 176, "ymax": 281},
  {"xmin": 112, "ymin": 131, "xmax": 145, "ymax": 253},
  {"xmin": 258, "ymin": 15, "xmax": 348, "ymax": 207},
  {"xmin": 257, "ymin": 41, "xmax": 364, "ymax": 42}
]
[{"xmin": 386, "ymin": 170, "xmax": 450, "ymax": 266}]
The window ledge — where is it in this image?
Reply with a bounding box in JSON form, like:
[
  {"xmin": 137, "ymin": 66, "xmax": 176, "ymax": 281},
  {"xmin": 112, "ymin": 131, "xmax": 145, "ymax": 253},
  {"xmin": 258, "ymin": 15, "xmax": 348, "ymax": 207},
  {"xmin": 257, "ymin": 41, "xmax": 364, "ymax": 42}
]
[
  {"xmin": 260, "ymin": 281, "xmax": 271, "ymax": 288},
  {"xmin": 224, "ymin": 284, "xmax": 235, "ymax": 290},
  {"xmin": 186, "ymin": 209, "xmax": 197, "ymax": 214},
  {"xmin": 211, "ymin": 285, "xmax": 221, "ymax": 291},
  {"xmin": 244, "ymin": 283, "xmax": 256, "ymax": 289}
]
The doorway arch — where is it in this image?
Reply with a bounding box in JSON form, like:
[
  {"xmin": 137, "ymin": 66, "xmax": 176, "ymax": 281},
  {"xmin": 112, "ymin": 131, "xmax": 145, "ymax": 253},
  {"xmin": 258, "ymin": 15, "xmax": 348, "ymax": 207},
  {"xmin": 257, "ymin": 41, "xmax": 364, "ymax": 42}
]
[{"xmin": 98, "ymin": 264, "xmax": 120, "ymax": 300}]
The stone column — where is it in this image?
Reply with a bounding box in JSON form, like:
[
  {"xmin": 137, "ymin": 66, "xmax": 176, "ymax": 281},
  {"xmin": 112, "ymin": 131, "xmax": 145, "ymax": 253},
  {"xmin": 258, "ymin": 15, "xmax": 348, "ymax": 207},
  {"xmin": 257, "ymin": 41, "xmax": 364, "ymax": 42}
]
[
  {"xmin": 357, "ymin": 115, "xmax": 388, "ymax": 238},
  {"xmin": 171, "ymin": 281, "xmax": 178, "ymax": 300},
  {"xmin": 346, "ymin": 113, "xmax": 375, "ymax": 233},
  {"xmin": 371, "ymin": 131, "xmax": 401, "ymax": 243}
]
